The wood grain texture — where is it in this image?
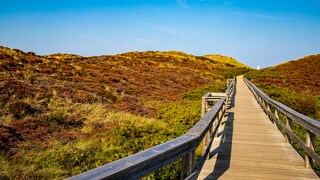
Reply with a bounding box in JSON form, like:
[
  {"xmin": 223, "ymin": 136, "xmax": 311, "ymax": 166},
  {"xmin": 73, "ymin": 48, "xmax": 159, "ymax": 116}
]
[{"xmin": 198, "ymin": 76, "xmax": 318, "ymax": 180}]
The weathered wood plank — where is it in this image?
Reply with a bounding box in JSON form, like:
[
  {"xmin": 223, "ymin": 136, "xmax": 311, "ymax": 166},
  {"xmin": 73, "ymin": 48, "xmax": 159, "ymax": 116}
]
[{"xmin": 198, "ymin": 76, "xmax": 318, "ymax": 179}]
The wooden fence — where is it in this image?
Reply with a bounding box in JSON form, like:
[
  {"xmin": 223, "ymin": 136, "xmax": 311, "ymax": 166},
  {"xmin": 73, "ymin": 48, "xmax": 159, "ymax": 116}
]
[
  {"xmin": 244, "ymin": 77, "xmax": 320, "ymax": 169},
  {"xmin": 68, "ymin": 78, "xmax": 236, "ymax": 180}
]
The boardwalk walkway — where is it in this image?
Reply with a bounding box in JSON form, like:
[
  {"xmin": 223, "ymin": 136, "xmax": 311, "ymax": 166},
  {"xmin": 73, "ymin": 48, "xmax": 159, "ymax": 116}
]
[{"xmin": 198, "ymin": 76, "xmax": 318, "ymax": 179}]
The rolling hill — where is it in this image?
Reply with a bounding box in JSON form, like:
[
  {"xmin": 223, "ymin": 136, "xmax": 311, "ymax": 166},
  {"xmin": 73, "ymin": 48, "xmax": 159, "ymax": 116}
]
[
  {"xmin": 204, "ymin": 54, "xmax": 250, "ymax": 68},
  {"xmin": 0, "ymin": 46, "xmax": 251, "ymax": 179},
  {"xmin": 245, "ymin": 54, "xmax": 320, "ymax": 120}
]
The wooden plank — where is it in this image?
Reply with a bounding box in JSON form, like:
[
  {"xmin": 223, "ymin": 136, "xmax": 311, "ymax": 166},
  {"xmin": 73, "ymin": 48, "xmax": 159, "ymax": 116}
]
[
  {"xmin": 181, "ymin": 150, "xmax": 196, "ymax": 179},
  {"xmin": 265, "ymin": 109, "xmax": 320, "ymax": 166},
  {"xmin": 198, "ymin": 76, "xmax": 318, "ymax": 179}
]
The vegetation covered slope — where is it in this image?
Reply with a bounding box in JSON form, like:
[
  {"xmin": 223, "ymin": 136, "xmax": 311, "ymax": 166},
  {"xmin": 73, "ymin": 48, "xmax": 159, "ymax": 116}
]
[
  {"xmin": 204, "ymin": 54, "xmax": 251, "ymax": 69},
  {"xmin": 0, "ymin": 46, "xmax": 251, "ymax": 179},
  {"xmin": 245, "ymin": 54, "xmax": 320, "ymax": 120}
]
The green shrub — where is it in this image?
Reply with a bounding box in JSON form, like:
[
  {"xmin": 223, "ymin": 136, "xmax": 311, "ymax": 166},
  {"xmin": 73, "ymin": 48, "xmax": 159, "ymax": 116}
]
[
  {"xmin": 254, "ymin": 83, "xmax": 318, "ymax": 119},
  {"xmin": 182, "ymin": 82, "xmax": 226, "ymax": 101},
  {"xmin": 156, "ymin": 101, "xmax": 201, "ymax": 137},
  {"xmin": 245, "ymin": 68, "xmax": 283, "ymax": 80}
]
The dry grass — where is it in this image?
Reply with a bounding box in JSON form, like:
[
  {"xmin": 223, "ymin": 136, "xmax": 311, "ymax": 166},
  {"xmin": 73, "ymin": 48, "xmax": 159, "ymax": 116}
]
[{"xmin": 0, "ymin": 45, "xmax": 251, "ymax": 179}]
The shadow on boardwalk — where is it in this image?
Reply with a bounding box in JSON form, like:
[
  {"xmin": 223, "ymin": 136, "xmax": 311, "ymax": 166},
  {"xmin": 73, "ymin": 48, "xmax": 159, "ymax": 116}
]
[{"xmin": 204, "ymin": 84, "xmax": 236, "ymax": 179}]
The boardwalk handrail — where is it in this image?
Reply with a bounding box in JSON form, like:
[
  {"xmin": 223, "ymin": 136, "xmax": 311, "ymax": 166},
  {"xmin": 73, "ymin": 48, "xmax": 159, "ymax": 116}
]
[
  {"xmin": 68, "ymin": 78, "xmax": 236, "ymax": 180},
  {"xmin": 244, "ymin": 77, "xmax": 320, "ymax": 169}
]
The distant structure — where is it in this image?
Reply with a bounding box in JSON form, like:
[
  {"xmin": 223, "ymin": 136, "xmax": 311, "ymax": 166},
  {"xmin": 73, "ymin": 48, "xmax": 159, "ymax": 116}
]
[{"xmin": 257, "ymin": 65, "xmax": 260, "ymax": 70}]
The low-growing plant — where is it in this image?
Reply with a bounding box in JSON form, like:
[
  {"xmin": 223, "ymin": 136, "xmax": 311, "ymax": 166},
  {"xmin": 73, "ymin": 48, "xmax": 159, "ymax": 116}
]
[
  {"xmin": 245, "ymin": 68, "xmax": 283, "ymax": 80},
  {"xmin": 256, "ymin": 84, "xmax": 318, "ymax": 119},
  {"xmin": 1, "ymin": 46, "xmax": 246, "ymax": 179},
  {"xmin": 182, "ymin": 80, "xmax": 226, "ymax": 101}
]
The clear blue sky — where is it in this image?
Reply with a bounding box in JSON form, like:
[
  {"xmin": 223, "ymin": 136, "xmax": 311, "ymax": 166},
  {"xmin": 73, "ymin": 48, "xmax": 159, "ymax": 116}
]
[{"xmin": 1, "ymin": 0, "xmax": 319, "ymax": 68}]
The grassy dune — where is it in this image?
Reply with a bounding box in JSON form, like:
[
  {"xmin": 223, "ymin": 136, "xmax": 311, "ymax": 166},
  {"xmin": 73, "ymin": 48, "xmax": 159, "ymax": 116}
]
[
  {"xmin": 245, "ymin": 54, "xmax": 320, "ymax": 120},
  {"xmin": 0, "ymin": 46, "xmax": 251, "ymax": 179}
]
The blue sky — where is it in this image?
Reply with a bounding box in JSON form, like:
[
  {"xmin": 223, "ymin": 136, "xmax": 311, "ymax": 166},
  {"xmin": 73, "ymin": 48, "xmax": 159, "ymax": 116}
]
[{"xmin": 0, "ymin": 0, "xmax": 319, "ymax": 68}]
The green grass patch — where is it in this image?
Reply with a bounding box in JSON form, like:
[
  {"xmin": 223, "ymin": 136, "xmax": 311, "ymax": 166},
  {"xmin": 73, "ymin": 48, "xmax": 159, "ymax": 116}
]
[
  {"xmin": 253, "ymin": 83, "xmax": 319, "ymax": 120},
  {"xmin": 245, "ymin": 68, "xmax": 283, "ymax": 80}
]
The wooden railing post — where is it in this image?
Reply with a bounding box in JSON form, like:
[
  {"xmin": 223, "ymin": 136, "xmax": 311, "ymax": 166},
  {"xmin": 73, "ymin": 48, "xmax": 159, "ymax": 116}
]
[
  {"xmin": 181, "ymin": 150, "xmax": 195, "ymax": 180},
  {"xmin": 274, "ymin": 109, "xmax": 280, "ymax": 127},
  {"xmin": 224, "ymin": 98, "xmax": 228, "ymax": 112},
  {"xmin": 285, "ymin": 116, "xmax": 292, "ymax": 143},
  {"xmin": 266, "ymin": 103, "xmax": 270, "ymax": 112},
  {"xmin": 265, "ymin": 103, "xmax": 272, "ymax": 122},
  {"xmin": 261, "ymin": 99, "xmax": 265, "ymax": 108},
  {"xmin": 260, "ymin": 97, "xmax": 264, "ymax": 107},
  {"xmin": 202, "ymin": 132, "xmax": 210, "ymax": 157},
  {"xmin": 202, "ymin": 96, "xmax": 209, "ymax": 155},
  {"xmin": 215, "ymin": 107, "xmax": 223, "ymax": 137},
  {"xmin": 305, "ymin": 130, "xmax": 316, "ymax": 169},
  {"xmin": 257, "ymin": 95, "xmax": 261, "ymax": 104},
  {"xmin": 201, "ymin": 97, "xmax": 206, "ymax": 118}
]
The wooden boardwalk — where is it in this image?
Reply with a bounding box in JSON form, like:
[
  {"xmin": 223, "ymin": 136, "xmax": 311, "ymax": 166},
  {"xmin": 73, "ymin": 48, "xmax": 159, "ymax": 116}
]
[{"xmin": 198, "ymin": 76, "xmax": 318, "ymax": 180}]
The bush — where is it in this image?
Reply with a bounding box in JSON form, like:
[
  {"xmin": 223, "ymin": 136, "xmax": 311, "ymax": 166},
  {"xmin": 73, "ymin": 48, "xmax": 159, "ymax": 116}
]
[
  {"xmin": 182, "ymin": 82, "xmax": 225, "ymax": 101},
  {"xmin": 156, "ymin": 101, "xmax": 201, "ymax": 137},
  {"xmin": 254, "ymin": 83, "xmax": 318, "ymax": 119},
  {"xmin": 7, "ymin": 101, "xmax": 39, "ymax": 118},
  {"xmin": 245, "ymin": 68, "xmax": 283, "ymax": 80}
]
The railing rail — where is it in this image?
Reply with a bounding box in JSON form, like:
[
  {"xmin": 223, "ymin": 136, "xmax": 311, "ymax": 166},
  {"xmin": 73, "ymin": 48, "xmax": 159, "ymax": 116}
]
[
  {"xmin": 68, "ymin": 78, "xmax": 236, "ymax": 180},
  {"xmin": 244, "ymin": 77, "xmax": 320, "ymax": 169}
]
